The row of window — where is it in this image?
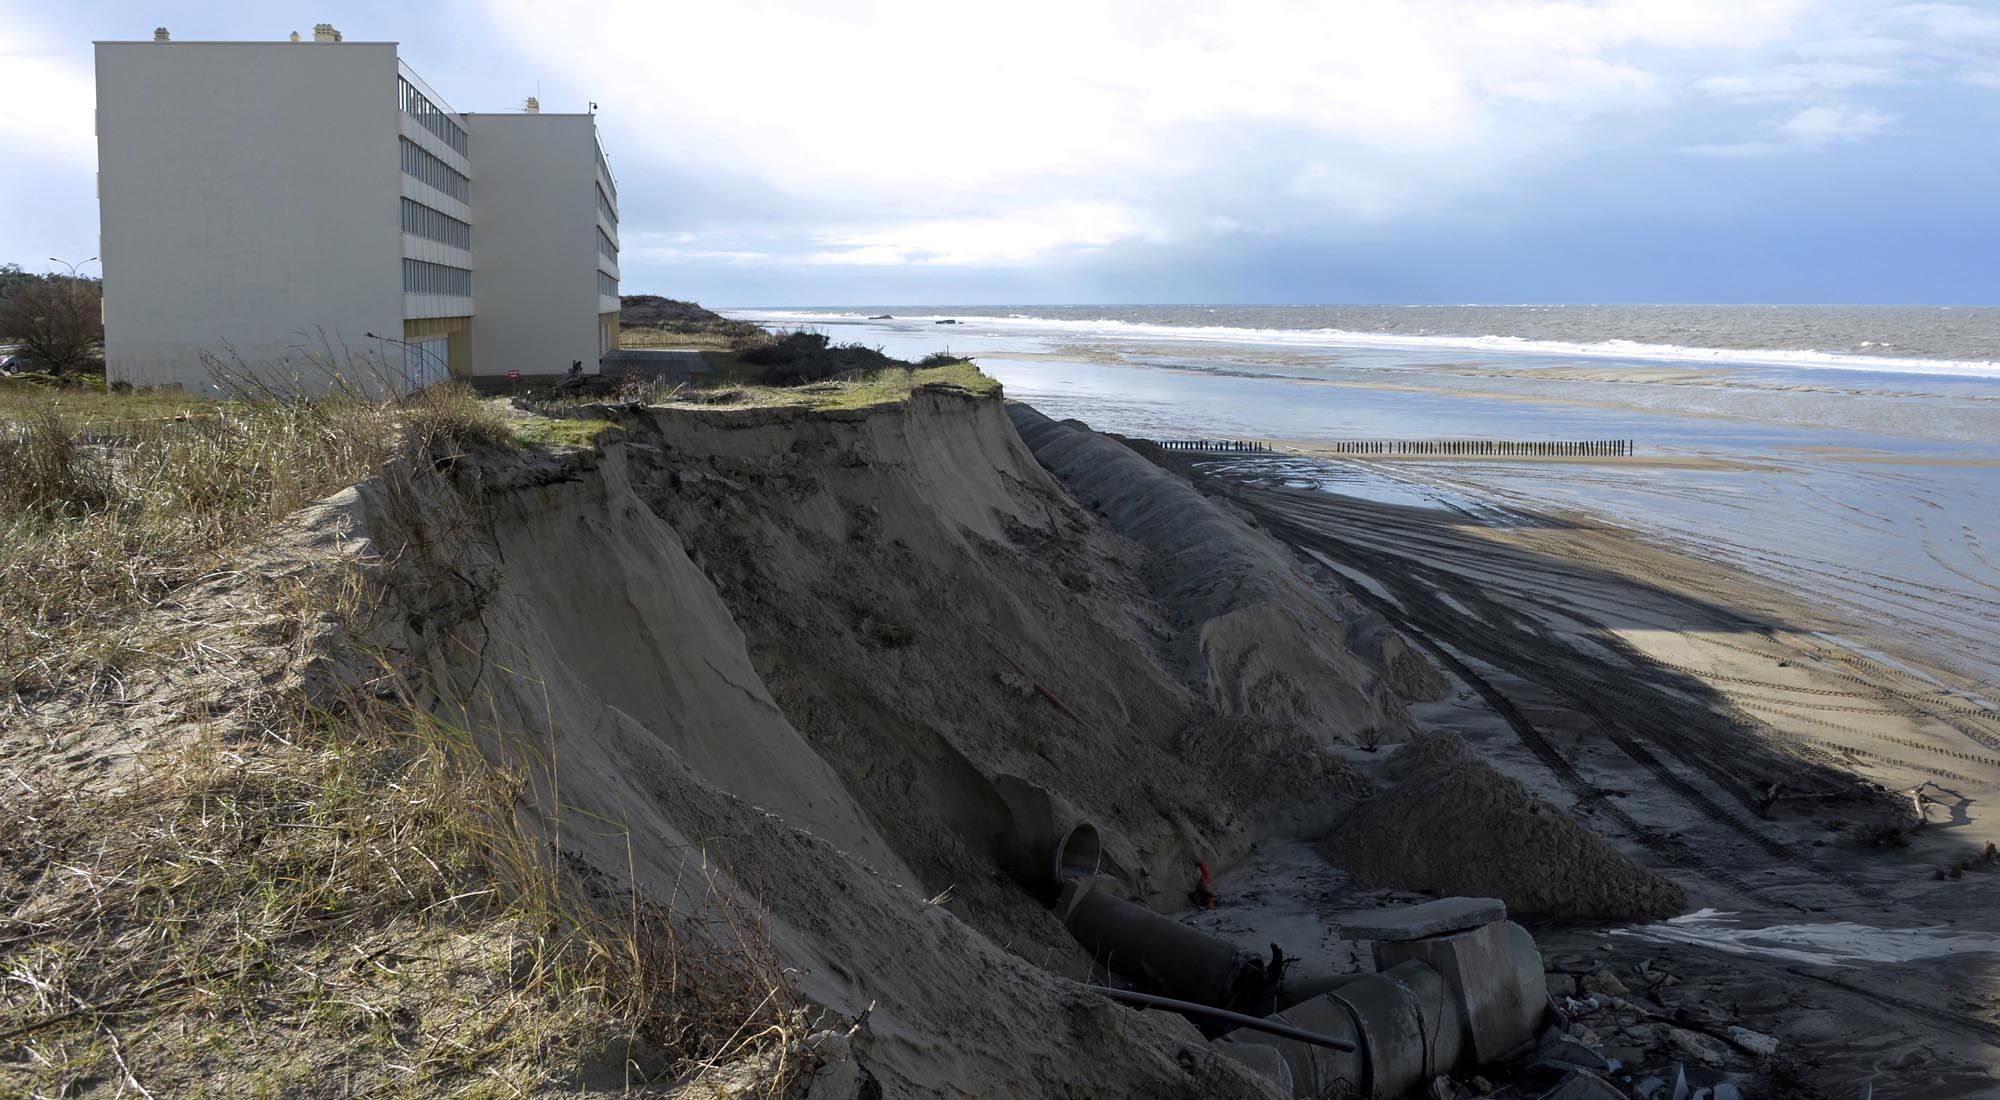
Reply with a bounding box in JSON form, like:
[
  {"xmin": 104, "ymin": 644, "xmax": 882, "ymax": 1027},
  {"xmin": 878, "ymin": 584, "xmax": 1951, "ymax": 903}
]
[
  {"xmin": 598, "ymin": 270, "xmax": 619, "ymax": 298},
  {"xmin": 400, "ymin": 138, "xmax": 470, "ymax": 204},
  {"xmin": 596, "ymin": 182, "xmax": 617, "ymax": 226},
  {"xmin": 597, "ymin": 226, "xmax": 618, "ymax": 264},
  {"xmin": 404, "ymin": 258, "xmax": 472, "ymax": 297},
  {"xmin": 398, "ymin": 77, "xmax": 468, "ymax": 156},
  {"xmin": 402, "ymin": 198, "xmax": 471, "ymax": 250},
  {"xmin": 595, "ymin": 141, "xmax": 617, "ymax": 200}
]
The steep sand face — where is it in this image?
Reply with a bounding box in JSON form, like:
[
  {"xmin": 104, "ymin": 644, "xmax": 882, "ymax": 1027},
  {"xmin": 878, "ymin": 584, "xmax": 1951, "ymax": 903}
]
[
  {"xmin": 627, "ymin": 392, "xmax": 1351, "ymax": 924},
  {"xmin": 334, "ymin": 442, "xmax": 1280, "ymax": 1098},
  {"xmin": 1007, "ymin": 405, "xmax": 1440, "ymax": 747}
]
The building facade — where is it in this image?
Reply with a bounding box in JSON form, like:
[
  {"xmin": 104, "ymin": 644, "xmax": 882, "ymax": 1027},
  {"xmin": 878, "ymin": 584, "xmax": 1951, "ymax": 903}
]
[{"xmin": 94, "ymin": 25, "xmax": 620, "ymax": 394}]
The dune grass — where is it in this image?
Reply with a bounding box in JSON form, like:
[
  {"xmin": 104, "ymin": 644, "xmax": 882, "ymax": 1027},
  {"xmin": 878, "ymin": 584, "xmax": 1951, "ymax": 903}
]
[
  {"xmin": 666, "ymin": 359, "xmax": 1000, "ymax": 413},
  {"xmin": 0, "ymin": 382, "xmax": 512, "ymax": 699},
  {"xmin": 0, "ymin": 382, "xmax": 807, "ymax": 1096}
]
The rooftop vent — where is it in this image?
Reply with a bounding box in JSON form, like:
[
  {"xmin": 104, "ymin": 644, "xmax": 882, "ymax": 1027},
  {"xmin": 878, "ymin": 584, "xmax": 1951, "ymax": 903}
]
[
  {"xmin": 312, "ymin": 23, "xmax": 342, "ymax": 43},
  {"xmin": 153, "ymin": 27, "xmax": 170, "ymax": 42},
  {"xmin": 524, "ymin": 97, "xmax": 541, "ymax": 113},
  {"xmin": 290, "ymin": 31, "xmax": 301, "ymax": 42}
]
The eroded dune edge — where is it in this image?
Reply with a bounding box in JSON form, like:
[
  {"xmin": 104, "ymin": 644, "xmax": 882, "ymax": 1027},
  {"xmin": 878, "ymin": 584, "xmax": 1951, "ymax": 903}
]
[{"xmin": 3, "ymin": 382, "xmax": 1690, "ymax": 1098}]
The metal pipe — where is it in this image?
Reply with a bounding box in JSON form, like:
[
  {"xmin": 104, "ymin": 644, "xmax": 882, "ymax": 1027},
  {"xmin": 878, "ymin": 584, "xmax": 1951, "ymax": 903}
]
[{"xmin": 1087, "ymin": 986, "xmax": 1359, "ymax": 1052}]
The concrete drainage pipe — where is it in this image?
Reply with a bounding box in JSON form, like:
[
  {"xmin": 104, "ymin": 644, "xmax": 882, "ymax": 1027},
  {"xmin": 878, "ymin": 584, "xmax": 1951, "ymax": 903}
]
[{"xmin": 991, "ymin": 775, "xmax": 1102, "ymax": 902}]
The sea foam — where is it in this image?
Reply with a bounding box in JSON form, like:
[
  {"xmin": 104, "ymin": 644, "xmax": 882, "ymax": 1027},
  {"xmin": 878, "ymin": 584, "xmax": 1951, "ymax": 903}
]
[{"xmin": 739, "ymin": 310, "xmax": 2000, "ymax": 380}]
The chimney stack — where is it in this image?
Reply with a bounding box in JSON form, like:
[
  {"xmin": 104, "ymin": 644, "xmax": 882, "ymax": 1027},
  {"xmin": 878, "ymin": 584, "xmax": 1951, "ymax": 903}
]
[
  {"xmin": 153, "ymin": 27, "xmax": 170, "ymax": 42},
  {"xmin": 290, "ymin": 31, "xmax": 302, "ymax": 42},
  {"xmin": 312, "ymin": 23, "xmax": 342, "ymax": 43},
  {"xmin": 524, "ymin": 97, "xmax": 541, "ymax": 114}
]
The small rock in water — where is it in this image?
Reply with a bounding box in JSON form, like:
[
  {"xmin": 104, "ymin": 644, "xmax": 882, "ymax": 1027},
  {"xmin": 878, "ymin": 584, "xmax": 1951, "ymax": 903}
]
[{"xmin": 1725, "ymin": 1025, "xmax": 1780, "ymax": 1056}]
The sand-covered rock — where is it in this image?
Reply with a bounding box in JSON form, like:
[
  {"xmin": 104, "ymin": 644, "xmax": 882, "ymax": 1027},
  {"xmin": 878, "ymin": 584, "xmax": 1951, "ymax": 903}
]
[{"xmin": 1323, "ymin": 736, "xmax": 1689, "ymax": 919}]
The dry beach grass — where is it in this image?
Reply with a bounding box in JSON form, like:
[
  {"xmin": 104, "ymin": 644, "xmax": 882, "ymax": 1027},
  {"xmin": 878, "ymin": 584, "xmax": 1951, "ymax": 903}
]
[{"xmin": 0, "ymin": 381, "xmax": 810, "ymax": 1097}]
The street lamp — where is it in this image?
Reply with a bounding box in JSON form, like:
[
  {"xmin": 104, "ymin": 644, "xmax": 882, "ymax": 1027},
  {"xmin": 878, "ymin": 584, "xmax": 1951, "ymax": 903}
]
[{"xmin": 49, "ymin": 256, "xmax": 98, "ymax": 279}]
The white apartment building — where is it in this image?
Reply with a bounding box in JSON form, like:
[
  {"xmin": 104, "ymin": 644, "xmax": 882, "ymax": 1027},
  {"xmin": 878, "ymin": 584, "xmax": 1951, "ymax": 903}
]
[{"xmin": 94, "ymin": 25, "xmax": 621, "ymax": 394}]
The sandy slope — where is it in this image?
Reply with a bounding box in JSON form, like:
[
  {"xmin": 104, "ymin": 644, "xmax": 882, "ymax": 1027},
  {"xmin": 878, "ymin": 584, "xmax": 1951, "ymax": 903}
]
[{"xmin": 1195, "ymin": 464, "xmax": 2000, "ymax": 1097}]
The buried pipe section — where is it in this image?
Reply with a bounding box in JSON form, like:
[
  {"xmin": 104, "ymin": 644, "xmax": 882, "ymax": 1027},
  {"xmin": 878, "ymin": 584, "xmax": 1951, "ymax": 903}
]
[
  {"xmin": 1057, "ymin": 877, "xmax": 1283, "ymax": 1013},
  {"xmin": 994, "ymin": 777, "xmax": 1545, "ymax": 1096},
  {"xmin": 992, "ymin": 775, "xmax": 1102, "ymax": 903}
]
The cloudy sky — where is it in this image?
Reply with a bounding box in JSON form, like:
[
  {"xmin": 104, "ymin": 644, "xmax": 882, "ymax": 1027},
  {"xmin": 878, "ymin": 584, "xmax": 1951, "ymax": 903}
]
[{"xmin": 4, "ymin": 1, "xmax": 1997, "ymax": 304}]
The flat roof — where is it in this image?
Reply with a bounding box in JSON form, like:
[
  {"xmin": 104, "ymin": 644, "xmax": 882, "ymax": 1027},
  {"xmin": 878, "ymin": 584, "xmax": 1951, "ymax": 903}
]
[{"xmin": 95, "ymin": 40, "xmax": 400, "ymax": 45}]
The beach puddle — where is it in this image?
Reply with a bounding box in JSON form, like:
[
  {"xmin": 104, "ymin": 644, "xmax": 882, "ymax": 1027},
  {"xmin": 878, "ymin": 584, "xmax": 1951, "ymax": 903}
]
[{"xmin": 1612, "ymin": 908, "xmax": 2000, "ymax": 967}]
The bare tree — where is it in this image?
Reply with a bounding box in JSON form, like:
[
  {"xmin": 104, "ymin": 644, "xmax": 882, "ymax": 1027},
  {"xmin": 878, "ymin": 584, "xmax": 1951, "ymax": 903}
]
[{"xmin": 1, "ymin": 277, "xmax": 104, "ymax": 375}]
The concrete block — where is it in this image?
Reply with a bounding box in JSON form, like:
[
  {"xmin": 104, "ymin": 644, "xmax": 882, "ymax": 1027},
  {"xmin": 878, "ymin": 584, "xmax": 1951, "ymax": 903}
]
[
  {"xmin": 1338, "ymin": 897, "xmax": 1506, "ymax": 941},
  {"xmin": 1375, "ymin": 919, "xmax": 1547, "ymax": 1063}
]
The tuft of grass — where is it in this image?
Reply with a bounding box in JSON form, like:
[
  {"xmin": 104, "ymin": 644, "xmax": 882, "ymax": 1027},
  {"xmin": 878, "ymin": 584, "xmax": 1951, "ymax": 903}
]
[
  {"xmin": 511, "ymin": 415, "xmax": 619, "ymax": 448},
  {"xmin": 656, "ymin": 360, "xmax": 1001, "ymax": 414}
]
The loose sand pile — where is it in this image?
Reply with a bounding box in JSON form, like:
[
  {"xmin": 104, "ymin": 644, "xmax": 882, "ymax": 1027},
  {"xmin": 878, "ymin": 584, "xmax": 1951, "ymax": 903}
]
[
  {"xmin": 1323, "ymin": 736, "xmax": 1689, "ymax": 920},
  {"xmin": 1007, "ymin": 405, "xmax": 1440, "ymax": 748}
]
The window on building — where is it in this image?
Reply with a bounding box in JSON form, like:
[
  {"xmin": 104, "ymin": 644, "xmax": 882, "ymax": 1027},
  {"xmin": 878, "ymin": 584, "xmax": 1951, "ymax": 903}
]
[
  {"xmin": 404, "ymin": 258, "xmax": 473, "ymax": 297},
  {"xmin": 400, "ymin": 138, "xmax": 470, "ymax": 204},
  {"xmin": 402, "ymin": 198, "xmax": 471, "ymax": 250},
  {"xmin": 598, "ymin": 270, "xmax": 619, "ymax": 298},
  {"xmin": 596, "ymin": 183, "xmax": 617, "ymax": 226},
  {"xmin": 595, "ymin": 141, "xmax": 617, "ymax": 200},
  {"xmin": 398, "ymin": 77, "xmax": 468, "ymax": 156},
  {"xmin": 597, "ymin": 227, "xmax": 618, "ymax": 265}
]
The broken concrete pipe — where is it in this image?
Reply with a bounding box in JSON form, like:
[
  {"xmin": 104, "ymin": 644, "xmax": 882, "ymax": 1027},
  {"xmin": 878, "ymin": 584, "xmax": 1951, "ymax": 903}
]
[
  {"xmin": 1226, "ymin": 899, "xmax": 1548, "ymax": 1099},
  {"xmin": 991, "ymin": 775, "xmax": 1102, "ymax": 902},
  {"xmin": 1056, "ymin": 877, "xmax": 1281, "ymax": 1013}
]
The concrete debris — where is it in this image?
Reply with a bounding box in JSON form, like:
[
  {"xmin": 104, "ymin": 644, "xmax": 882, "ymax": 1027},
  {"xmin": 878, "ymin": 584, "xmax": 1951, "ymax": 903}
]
[
  {"xmin": 1709, "ymin": 1083, "xmax": 1745, "ymax": 1100},
  {"xmin": 1537, "ymin": 1067, "xmax": 1628, "ymax": 1100},
  {"xmin": 1546, "ymin": 973, "xmax": 1579, "ymax": 999},
  {"xmin": 1339, "ymin": 896, "xmax": 1507, "ymax": 941},
  {"xmin": 1633, "ymin": 1063, "xmax": 1690, "ymax": 1100},
  {"xmin": 1667, "ymin": 1027, "xmax": 1729, "ymax": 1066},
  {"xmin": 1532, "ymin": 1035, "xmax": 1612, "ymax": 1075},
  {"xmin": 1582, "ymin": 969, "xmax": 1629, "ymax": 997},
  {"xmin": 1724, "ymin": 1025, "xmax": 1779, "ymax": 1057},
  {"xmin": 1562, "ymin": 994, "xmax": 1604, "ymax": 1017}
]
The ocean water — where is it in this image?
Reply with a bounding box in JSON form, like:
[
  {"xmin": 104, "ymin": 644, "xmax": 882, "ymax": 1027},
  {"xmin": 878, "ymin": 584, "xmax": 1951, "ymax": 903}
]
[
  {"xmin": 724, "ymin": 305, "xmax": 2000, "ymax": 686},
  {"xmin": 746, "ymin": 304, "xmax": 2000, "ymax": 376}
]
